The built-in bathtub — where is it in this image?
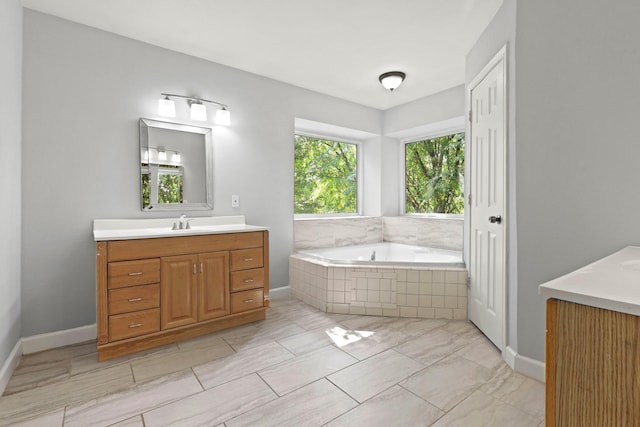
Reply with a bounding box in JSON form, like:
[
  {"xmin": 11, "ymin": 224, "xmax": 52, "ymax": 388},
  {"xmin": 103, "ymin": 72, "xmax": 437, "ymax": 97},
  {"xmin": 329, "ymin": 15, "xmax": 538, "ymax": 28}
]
[
  {"xmin": 299, "ymin": 242, "xmax": 465, "ymax": 268},
  {"xmin": 289, "ymin": 242, "xmax": 468, "ymax": 320}
]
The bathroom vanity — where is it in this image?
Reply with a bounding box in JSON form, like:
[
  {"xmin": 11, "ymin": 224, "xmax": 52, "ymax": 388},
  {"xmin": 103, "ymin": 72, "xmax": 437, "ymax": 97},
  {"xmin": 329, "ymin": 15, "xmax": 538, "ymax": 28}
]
[
  {"xmin": 93, "ymin": 216, "xmax": 269, "ymax": 361},
  {"xmin": 539, "ymin": 246, "xmax": 640, "ymax": 426}
]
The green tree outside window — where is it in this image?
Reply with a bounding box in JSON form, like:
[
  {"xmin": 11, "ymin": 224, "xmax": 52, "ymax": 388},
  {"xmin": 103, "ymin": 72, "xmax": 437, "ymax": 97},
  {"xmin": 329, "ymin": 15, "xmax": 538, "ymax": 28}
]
[
  {"xmin": 294, "ymin": 135, "xmax": 358, "ymax": 215},
  {"xmin": 405, "ymin": 133, "xmax": 464, "ymax": 214}
]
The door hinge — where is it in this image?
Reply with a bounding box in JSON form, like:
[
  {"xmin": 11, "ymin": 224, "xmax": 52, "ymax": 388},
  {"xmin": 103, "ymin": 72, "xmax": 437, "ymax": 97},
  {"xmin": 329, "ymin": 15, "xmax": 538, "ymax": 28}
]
[
  {"xmin": 468, "ymin": 193, "xmax": 472, "ymax": 205},
  {"xmin": 468, "ymin": 110, "xmax": 472, "ymax": 122},
  {"xmin": 467, "ymin": 276, "xmax": 471, "ymax": 288}
]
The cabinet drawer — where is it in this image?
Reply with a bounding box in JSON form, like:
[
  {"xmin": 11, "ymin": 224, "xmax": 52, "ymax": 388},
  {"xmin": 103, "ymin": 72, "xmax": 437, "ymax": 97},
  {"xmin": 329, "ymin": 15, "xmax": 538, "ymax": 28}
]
[
  {"xmin": 231, "ymin": 289, "xmax": 264, "ymax": 313},
  {"xmin": 230, "ymin": 248, "xmax": 263, "ymax": 271},
  {"xmin": 231, "ymin": 268, "xmax": 265, "ymax": 292},
  {"xmin": 108, "ymin": 284, "xmax": 160, "ymax": 315},
  {"xmin": 108, "ymin": 259, "xmax": 160, "ymax": 289},
  {"xmin": 109, "ymin": 308, "xmax": 160, "ymax": 341}
]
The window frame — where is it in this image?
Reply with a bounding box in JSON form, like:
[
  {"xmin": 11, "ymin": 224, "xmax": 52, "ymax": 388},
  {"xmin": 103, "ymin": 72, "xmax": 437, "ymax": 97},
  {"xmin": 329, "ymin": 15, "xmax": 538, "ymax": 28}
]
[
  {"xmin": 294, "ymin": 131, "xmax": 363, "ymax": 218},
  {"xmin": 401, "ymin": 128, "xmax": 465, "ymax": 218}
]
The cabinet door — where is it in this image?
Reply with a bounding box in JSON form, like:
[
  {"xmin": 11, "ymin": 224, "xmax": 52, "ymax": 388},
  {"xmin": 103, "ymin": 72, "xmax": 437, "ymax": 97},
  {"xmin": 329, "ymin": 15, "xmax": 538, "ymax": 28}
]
[
  {"xmin": 161, "ymin": 254, "xmax": 198, "ymax": 329},
  {"xmin": 198, "ymin": 251, "xmax": 230, "ymax": 321}
]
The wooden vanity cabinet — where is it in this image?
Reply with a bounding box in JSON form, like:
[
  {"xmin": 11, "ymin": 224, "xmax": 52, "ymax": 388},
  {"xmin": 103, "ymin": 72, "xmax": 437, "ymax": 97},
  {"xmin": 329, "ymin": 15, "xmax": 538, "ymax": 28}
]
[
  {"xmin": 161, "ymin": 254, "xmax": 199, "ymax": 329},
  {"xmin": 545, "ymin": 298, "xmax": 640, "ymax": 426},
  {"xmin": 96, "ymin": 230, "xmax": 268, "ymax": 361},
  {"xmin": 161, "ymin": 251, "xmax": 230, "ymax": 329},
  {"xmin": 198, "ymin": 252, "xmax": 231, "ymax": 321}
]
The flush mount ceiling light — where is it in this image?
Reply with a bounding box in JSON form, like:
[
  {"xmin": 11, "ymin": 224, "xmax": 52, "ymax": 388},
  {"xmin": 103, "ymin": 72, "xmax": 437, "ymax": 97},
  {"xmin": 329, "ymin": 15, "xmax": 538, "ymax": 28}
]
[
  {"xmin": 378, "ymin": 71, "xmax": 406, "ymax": 91},
  {"xmin": 157, "ymin": 93, "xmax": 231, "ymax": 126}
]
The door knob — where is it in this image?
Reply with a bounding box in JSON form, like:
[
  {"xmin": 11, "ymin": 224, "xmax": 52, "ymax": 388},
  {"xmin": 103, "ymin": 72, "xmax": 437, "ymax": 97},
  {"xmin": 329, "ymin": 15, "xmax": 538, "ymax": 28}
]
[{"xmin": 489, "ymin": 215, "xmax": 502, "ymax": 224}]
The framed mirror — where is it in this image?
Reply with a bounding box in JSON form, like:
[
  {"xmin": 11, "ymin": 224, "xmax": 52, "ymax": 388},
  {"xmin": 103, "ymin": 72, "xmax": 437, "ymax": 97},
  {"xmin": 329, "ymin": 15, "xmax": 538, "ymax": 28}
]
[{"xmin": 139, "ymin": 118, "xmax": 213, "ymax": 211}]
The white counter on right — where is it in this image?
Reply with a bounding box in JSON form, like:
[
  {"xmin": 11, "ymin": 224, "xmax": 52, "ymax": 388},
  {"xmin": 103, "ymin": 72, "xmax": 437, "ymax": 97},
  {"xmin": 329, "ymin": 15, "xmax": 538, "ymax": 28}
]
[{"xmin": 539, "ymin": 245, "xmax": 640, "ymax": 316}]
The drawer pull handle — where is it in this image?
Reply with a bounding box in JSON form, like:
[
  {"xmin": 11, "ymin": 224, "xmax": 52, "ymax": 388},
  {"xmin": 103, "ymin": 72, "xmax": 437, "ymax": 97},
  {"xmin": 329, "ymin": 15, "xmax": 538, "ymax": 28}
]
[
  {"xmin": 243, "ymin": 299, "xmax": 255, "ymax": 303},
  {"xmin": 243, "ymin": 257, "xmax": 253, "ymax": 262},
  {"xmin": 128, "ymin": 298, "xmax": 143, "ymax": 302},
  {"xmin": 128, "ymin": 272, "xmax": 143, "ymax": 276},
  {"xmin": 243, "ymin": 279, "xmax": 254, "ymax": 283},
  {"xmin": 128, "ymin": 323, "xmax": 143, "ymax": 328}
]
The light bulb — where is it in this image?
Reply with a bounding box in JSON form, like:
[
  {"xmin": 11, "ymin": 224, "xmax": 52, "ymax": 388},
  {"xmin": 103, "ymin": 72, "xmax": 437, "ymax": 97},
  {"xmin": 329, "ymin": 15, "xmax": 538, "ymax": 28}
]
[
  {"xmin": 190, "ymin": 102, "xmax": 207, "ymax": 121},
  {"xmin": 158, "ymin": 96, "xmax": 176, "ymax": 117},
  {"xmin": 215, "ymin": 107, "xmax": 231, "ymax": 126}
]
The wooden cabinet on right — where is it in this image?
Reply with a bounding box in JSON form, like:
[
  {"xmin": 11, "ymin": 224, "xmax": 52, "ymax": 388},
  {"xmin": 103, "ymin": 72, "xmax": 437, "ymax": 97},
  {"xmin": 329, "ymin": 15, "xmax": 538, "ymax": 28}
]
[{"xmin": 545, "ymin": 298, "xmax": 640, "ymax": 426}]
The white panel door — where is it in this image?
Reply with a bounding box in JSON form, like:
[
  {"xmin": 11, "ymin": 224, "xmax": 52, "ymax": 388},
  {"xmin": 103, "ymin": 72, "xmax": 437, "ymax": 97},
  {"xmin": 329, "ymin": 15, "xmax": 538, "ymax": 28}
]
[{"xmin": 468, "ymin": 49, "xmax": 506, "ymax": 349}]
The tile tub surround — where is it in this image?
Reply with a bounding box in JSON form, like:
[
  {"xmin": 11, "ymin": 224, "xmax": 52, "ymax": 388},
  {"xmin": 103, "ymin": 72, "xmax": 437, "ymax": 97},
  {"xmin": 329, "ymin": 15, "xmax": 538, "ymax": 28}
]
[
  {"xmin": 383, "ymin": 216, "xmax": 463, "ymax": 251},
  {"xmin": 2, "ymin": 297, "xmax": 544, "ymax": 426},
  {"xmin": 289, "ymin": 255, "xmax": 468, "ymax": 319},
  {"xmin": 294, "ymin": 216, "xmax": 382, "ymax": 250},
  {"xmin": 294, "ymin": 216, "xmax": 463, "ymax": 251}
]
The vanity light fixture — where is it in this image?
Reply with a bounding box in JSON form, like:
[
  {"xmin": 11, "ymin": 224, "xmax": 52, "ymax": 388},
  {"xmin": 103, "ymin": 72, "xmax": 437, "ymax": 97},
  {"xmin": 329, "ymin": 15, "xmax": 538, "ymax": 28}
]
[
  {"xmin": 158, "ymin": 148, "xmax": 167, "ymax": 161},
  {"xmin": 378, "ymin": 71, "xmax": 406, "ymax": 91},
  {"xmin": 215, "ymin": 107, "xmax": 231, "ymax": 126},
  {"xmin": 158, "ymin": 93, "xmax": 230, "ymax": 126},
  {"xmin": 157, "ymin": 95, "xmax": 176, "ymax": 117},
  {"xmin": 189, "ymin": 101, "xmax": 207, "ymax": 121},
  {"xmin": 172, "ymin": 152, "xmax": 181, "ymax": 163}
]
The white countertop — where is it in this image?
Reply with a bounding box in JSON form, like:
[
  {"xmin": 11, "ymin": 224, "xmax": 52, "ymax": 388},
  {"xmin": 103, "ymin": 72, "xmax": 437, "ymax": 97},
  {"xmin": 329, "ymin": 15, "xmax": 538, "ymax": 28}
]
[
  {"xmin": 93, "ymin": 215, "xmax": 268, "ymax": 241},
  {"xmin": 539, "ymin": 246, "xmax": 640, "ymax": 316}
]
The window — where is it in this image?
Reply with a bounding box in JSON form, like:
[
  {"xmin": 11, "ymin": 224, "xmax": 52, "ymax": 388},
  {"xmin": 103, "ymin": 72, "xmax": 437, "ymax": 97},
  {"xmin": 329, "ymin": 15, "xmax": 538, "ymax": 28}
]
[
  {"xmin": 404, "ymin": 132, "xmax": 465, "ymax": 214},
  {"xmin": 294, "ymin": 134, "xmax": 359, "ymax": 215},
  {"xmin": 141, "ymin": 163, "xmax": 184, "ymax": 207}
]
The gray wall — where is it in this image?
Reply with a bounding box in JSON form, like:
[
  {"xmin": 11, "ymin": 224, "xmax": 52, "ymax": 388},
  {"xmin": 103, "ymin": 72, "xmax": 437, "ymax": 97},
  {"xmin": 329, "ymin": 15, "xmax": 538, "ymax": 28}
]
[
  {"xmin": 465, "ymin": 0, "xmax": 519, "ymax": 354},
  {"xmin": 514, "ymin": 0, "xmax": 640, "ymax": 361},
  {"xmin": 383, "ymin": 85, "xmax": 465, "ymax": 135},
  {"xmin": 0, "ymin": 0, "xmax": 23, "ymax": 367},
  {"xmin": 467, "ymin": 0, "xmax": 640, "ymax": 364},
  {"xmin": 21, "ymin": 10, "xmax": 381, "ymax": 336}
]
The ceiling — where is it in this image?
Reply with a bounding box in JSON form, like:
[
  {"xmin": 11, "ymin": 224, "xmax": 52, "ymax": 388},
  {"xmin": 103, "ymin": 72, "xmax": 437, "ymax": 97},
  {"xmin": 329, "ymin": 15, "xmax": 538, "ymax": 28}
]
[{"xmin": 21, "ymin": 0, "xmax": 504, "ymax": 110}]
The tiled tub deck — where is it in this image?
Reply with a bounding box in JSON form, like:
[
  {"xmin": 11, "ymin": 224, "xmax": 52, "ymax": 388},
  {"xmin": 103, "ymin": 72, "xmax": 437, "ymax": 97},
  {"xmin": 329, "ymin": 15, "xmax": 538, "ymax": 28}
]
[{"xmin": 289, "ymin": 254, "xmax": 468, "ymax": 320}]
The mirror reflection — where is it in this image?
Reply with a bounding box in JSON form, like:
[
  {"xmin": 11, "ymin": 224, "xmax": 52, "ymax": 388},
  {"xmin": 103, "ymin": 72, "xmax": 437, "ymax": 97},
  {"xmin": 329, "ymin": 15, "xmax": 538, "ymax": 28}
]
[{"xmin": 139, "ymin": 118, "xmax": 213, "ymax": 211}]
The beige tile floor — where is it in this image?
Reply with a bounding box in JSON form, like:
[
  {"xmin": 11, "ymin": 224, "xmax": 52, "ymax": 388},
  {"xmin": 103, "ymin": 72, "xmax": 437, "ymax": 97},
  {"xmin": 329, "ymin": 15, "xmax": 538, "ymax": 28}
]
[{"xmin": 1, "ymin": 297, "xmax": 545, "ymax": 426}]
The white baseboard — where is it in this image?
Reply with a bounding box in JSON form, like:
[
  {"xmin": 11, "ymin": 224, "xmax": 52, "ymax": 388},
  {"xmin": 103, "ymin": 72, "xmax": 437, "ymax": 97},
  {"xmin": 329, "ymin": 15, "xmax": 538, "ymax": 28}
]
[
  {"xmin": 505, "ymin": 345, "xmax": 545, "ymax": 382},
  {"xmin": 21, "ymin": 324, "xmax": 97, "ymax": 355},
  {"xmin": 270, "ymin": 286, "xmax": 291, "ymax": 299},
  {"xmin": 504, "ymin": 345, "xmax": 517, "ymax": 369},
  {"xmin": 0, "ymin": 339, "xmax": 23, "ymax": 395}
]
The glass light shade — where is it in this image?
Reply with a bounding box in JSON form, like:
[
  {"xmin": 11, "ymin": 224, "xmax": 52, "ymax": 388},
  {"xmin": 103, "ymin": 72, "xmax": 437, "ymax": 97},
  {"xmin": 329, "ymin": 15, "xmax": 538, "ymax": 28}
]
[
  {"xmin": 158, "ymin": 150, "xmax": 167, "ymax": 161},
  {"xmin": 379, "ymin": 71, "xmax": 406, "ymax": 91},
  {"xmin": 172, "ymin": 152, "xmax": 181, "ymax": 163},
  {"xmin": 157, "ymin": 97, "xmax": 176, "ymax": 117},
  {"xmin": 215, "ymin": 108, "xmax": 231, "ymax": 126},
  {"xmin": 380, "ymin": 75, "xmax": 403, "ymax": 91},
  {"xmin": 190, "ymin": 102, "xmax": 207, "ymax": 121}
]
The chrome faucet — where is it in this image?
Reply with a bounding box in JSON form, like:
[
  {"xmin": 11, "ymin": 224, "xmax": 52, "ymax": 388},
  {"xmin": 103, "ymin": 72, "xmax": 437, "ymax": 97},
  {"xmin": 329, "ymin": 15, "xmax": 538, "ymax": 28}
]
[
  {"xmin": 180, "ymin": 213, "xmax": 192, "ymax": 229},
  {"xmin": 172, "ymin": 213, "xmax": 191, "ymax": 230},
  {"xmin": 370, "ymin": 250, "xmax": 376, "ymax": 261}
]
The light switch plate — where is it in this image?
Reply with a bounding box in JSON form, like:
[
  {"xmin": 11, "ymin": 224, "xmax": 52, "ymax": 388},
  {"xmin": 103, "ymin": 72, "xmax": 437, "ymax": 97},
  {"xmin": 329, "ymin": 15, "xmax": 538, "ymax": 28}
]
[{"xmin": 231, "ymin": 195, "xmax": 240, "ymax": 208}]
